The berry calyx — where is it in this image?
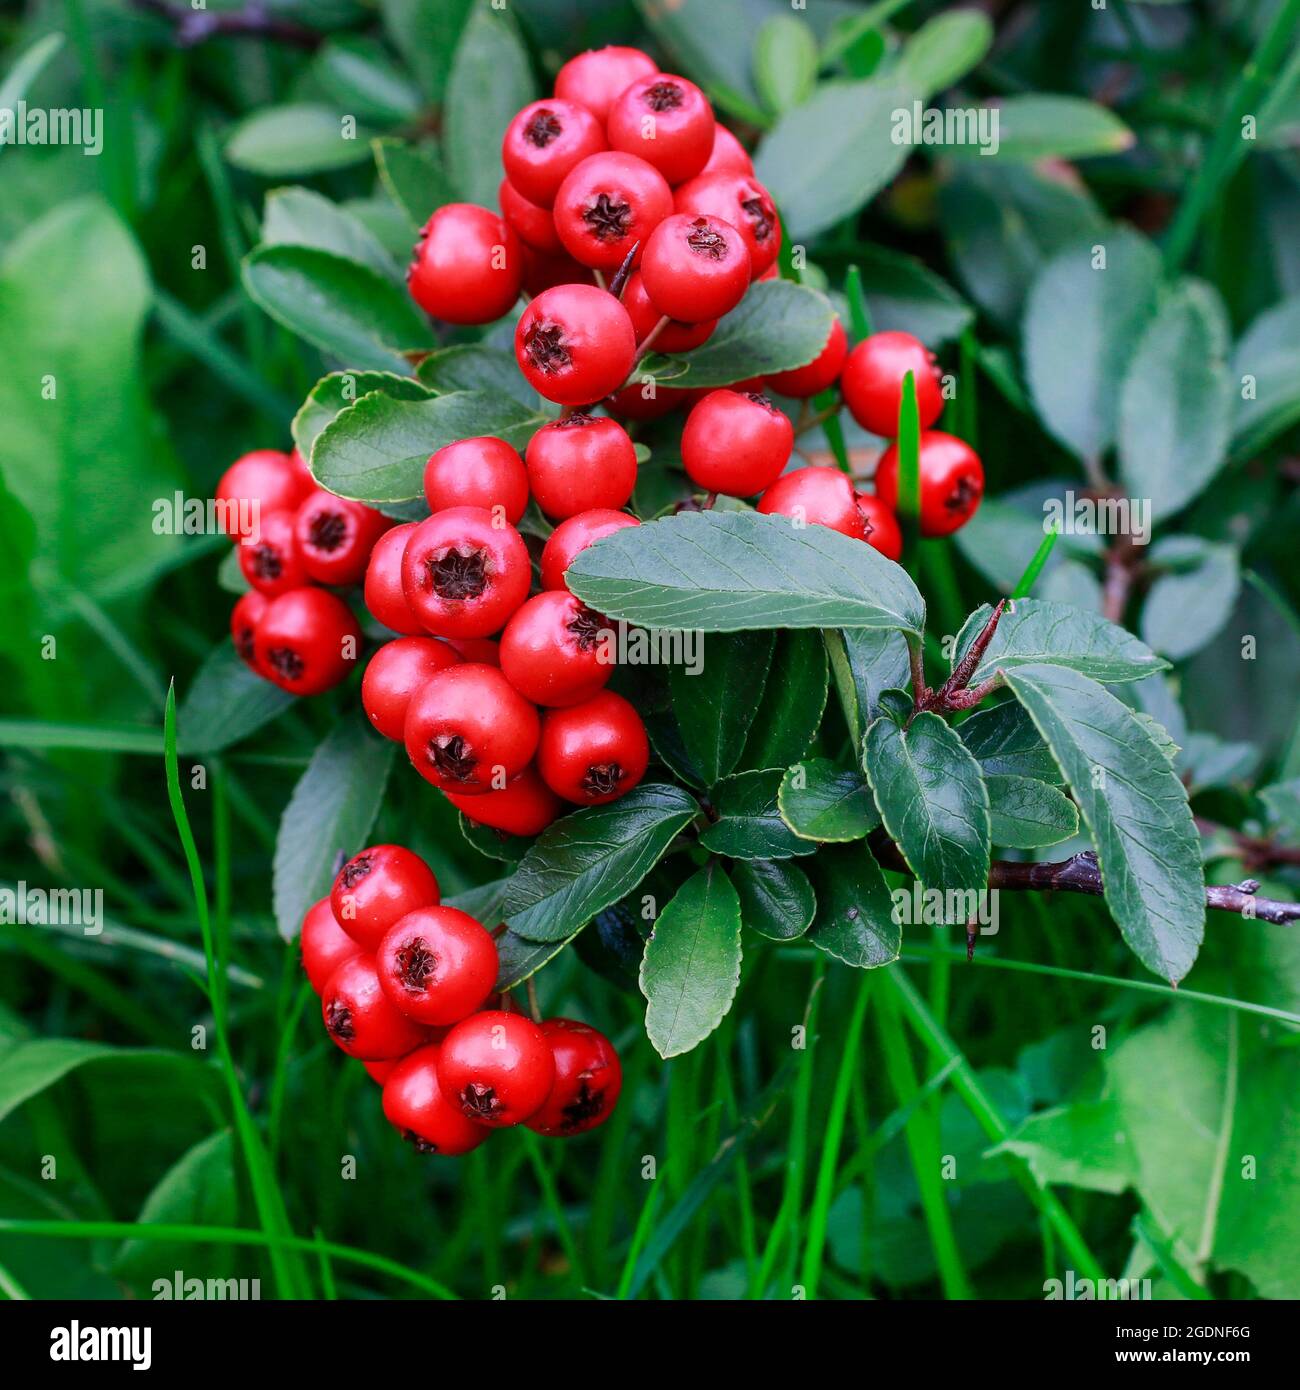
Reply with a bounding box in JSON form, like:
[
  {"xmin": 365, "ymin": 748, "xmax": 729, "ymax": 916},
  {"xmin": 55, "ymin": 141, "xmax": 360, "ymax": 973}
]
[
  {"xmin": 293, "ymin": 489, "xmax": 390, "ymax": 588},
  {"xmin": 381, "ymin": 1045, "xmax": 491, "ymax": 1155},
  {"xmin": 300, "ymin": 897, "xmax": 361, "ymax": 995},
  {"xmin": 251, "ymin": 588, "xmax": 361, "ymax": 696},
  {"xmin": 436, "ymin": 1010, "xmax": 557, "ymax": 1127},
  {"xmin": 766, "ymin": 317, "xmax": 849, "ymax": 399},
  {"xmin": 841, "ymin": 331, "xmax": 944, "ymax": 437},
  {"xmin": 757, "ymin": 465, "xmax": 867, "ymax": 539},
  {"xmin": 376, "ymin": 906, "xmax": 498, "ymax": 1027},
  {"xmin": 515, "ymin": 283, "xmax": 637, "ymax": 406},
  {"xmin": 361, "ymin": 636, "xmax": 462, "ymax": 742},
  {"xmin": 423, "ymin": 436, "xmax": 529, "ymax": 525},
  {"xmin": 540, "ymin": 509, "xmax": 640, "ymax": 590},
  {"xmin": 526, "ymin": 1019, "xmax": 622, "ymax": 1137},
  {"xmin": 502, "ymin": 98, "xmax": 607, "ymax": 207},
  {"xmin": 681, "ymin": 389, "xmax": 793, "ymax": 496},
  {"xmin": 552, "ymin": 151, "xmax": 672, "ymax": 271},
  {"xmin": 672, "ymin": 171, "xmax": 782, "ymax": 277},
  {"xmin": 500, "ymin": 590, "xmax": 614, "ymax": 707},
  {"xmin": 525, "ymin": 413, "xmax": 638, "ymax": 518},
  {"xmin": 446, "ymin": 765, "xmax": 563, "ymax": 837},
  {"xmin": 321, "ymin": 955, "xmax": 430, "ymax": 1061},
  {"xmin": 641, "ymin": 213, "xmax": 751, "ymax": 322},
  {"xmin": 607, "ymin": 72, "xmax": 715, "ymax": 185},
  {"xmin": 553, "ymin": 45, "xmax": 658, "ymax": 122},
  {"xmin": 237, "ymin": 509, "xmax": 309, "ymax": 597},
  {"xmin": 364, "ymin": 522, "xmax": 424, "ymax": 636},
  {"xmin": 874, "ymin": 431, "xmax": 985, "ymax": 537},
  {"xmin": 331, "ymin": 844, "xmax": 440, "ymax": 952},
  {"xmin": 230, "ymin": 590, "xmax": 268, "ymax": 672},
  {"xmin": 400, "ymin": 506, "xmax": 531, "ymax": 639},
  {"xmin": 408, "ymin": 204, "xmax": 524, "ymax": 326},
  {"xmin": 537, "ymin": 690, "xmax": 650, "ymax": 804},
  {"xmin": 855, "ymin": 492, "xmax": 904, "ymax": 561}
]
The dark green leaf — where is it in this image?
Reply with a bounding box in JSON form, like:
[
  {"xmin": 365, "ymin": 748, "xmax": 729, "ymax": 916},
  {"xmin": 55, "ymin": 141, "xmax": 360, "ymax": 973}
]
[
  {"xmin": 459, "ymin": 813, "xmax": 530, "ymax": 864},
  {"xmin": 632, "ymin": 0, "xmax": 762, "ymax": 107},
  {"xmin": 1140, "ymin": 538, "xmax": 1239, "ymax": 662},
  {"xmin": 778, "ymin": 758, "xmax": 879, "ymax": 842},
  {"xmin": 262, "ymin": 187, "xmax": 398, "ymax": 279},
  {"xmin": 313, "ymin": 35, "xmax": 423, "ymax": 125},
  {"xmin": 379, "ymin": 0, "xmax": 473, "ymax": 102},
  {"xmin": 847, "ymin": 243, "xmax": 973, "ymax": 347},
  {"xmin": 957, "ymin": 700, "xmax": 1062, "ymax": 783},
  {"xmin": 417, "ymin": 344, "xmax": 540, "ymax": 408},
  {"xmin": 985, "ymin": 774, "xmax": 1079, "ymax": 849},
  {"xmin": 373, "ymin": 138, "xmax": 452, "ymax": 230},
  {"xmin": 176, "ymin": 644, "xmax": 293, "ymax": 754},
  {"xmin": 670, "ymin": 631, "xmax": 773, "ymax": 784},
  {"xmin": 825, "ymin": 627, "xmax": 912, "ymax": 749},
  {"xmin": 292, "ymin": 371, "xmax": 432, "ymax": 462},
  {"xmin": 699, "ymin": 768, "xmax": 813, "ymax": 860},
  {"xmin": 741, "ymin": 630, "xmax": 829, "ymax": 770},
  {"xmin": 731, "ymin": 858, "xmax": 816, "ymax": 940},
  {"xmin": 806, "ymin": 843, "xmax": 900, "ymax": 968},
  {"xmin": 494, "ymin": 927, "xmax": 577, "ymax": 991}
]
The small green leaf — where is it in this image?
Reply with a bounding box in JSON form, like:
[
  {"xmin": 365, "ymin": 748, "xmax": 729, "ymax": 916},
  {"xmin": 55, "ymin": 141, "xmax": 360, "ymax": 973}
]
[
  {"xmin": 640, "ymin": 862, "xmax": 742, "ymax": 1058},
  {"xmin": 985, "ymin": 774, "xmax": 1079, "ymax": 849},
  {"xmin": 741, "ymin": 630, "xmax": 829, "ymax": 771},
  {"xmin": 731, "ymin": 859, "xmax": 816, "ymax": 941},
  {"xmin": 1140, "ymin": 538, "xmax": 1239, "ymax": 662},
  {"xmin": 945, "ymin": 95, "xmax": 1135, "ymax": 162},
  {"xmin": 262, "ymin": 187, "xmax": 399, "ymax": 280},
  {"xmin": 373, "ymin": 138, "xmax": 453, "ymax": 230},
  {"xmin": 417, "ymin": 344, "xmax": 539, "ymax": 408},
  {"xmin": 671, "ymin": 631, "xmax": 774, "ymax": 784},
  {"xmin": 459, "ymin": 813, "xmax": 530, "ymax": 864},
  {"xmin": 753, "ymin": 15, "xmax": 818, "ymax": 114},
  {"xmin": 699, "ymin": 768, "xmax": 814, "ymax": 861},
  {"xmin": 176, "ymin": 644, "xmax": 293, "ymax": 754},
  {"xmin": 826, "ymin": 627, "xmax": 912, "ymax": 748},
  {"xmin": 847, "ymin": 243, "xmax": 973, "ymax": 347},
  {"xmin": 226, "ymin": 104, "xmax": 373, "ymax": 176},
  {"xmin": 806, "ymin": 843, "xmax": 900, "ymax": 968},
  {"xmin": 778, "ymin": 759, "xmax": 880, "ymax": 842},
  {"xmin": 897, "ymin": 10, "xmax": 993, "ymax": 97},
  {"xmin": 957, "ymin": 699, "xmax": 1062, "ymax": 783},
  {"xmin": 293, "ymin": 371, "xmax": 433, "ymax": 463},
  {"xmin": 493, "ymin": 928, "xmax": 578, "ymax": 992},
  {"xmin": 313, "ymin": 35, "xmax": 423, "ymax": 125},
  {"xmin": 1231, "ymin": 295, "xmax": 1300, "ymax": 454}
]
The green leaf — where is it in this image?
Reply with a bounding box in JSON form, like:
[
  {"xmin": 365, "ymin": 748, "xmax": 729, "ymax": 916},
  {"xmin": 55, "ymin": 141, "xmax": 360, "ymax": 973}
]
[
  {"xmin": 946, "ymin": 95, "xmax": 1135, "ymax": 162},
  {"xmin": 847, "ymin": 244, "xmax": 973, "ymax": 347},
  {"xmin": 957, "ymin": 699, "xmax": 1062, "ymax": 783},
  {"xmin": 670, "ymin": 631, "xmax": 773, "ymax": 784},
  {"xmin": 292, "ymin": 371, "xmax": 433, "ymax": 463},
  {"xmin": 954, "ymin": 598, "xmax": 1166, "ymax": 685},
  {"xmin": 1140, "ymin": 538, "xmax": 1239, "ymax": 662},
  {"xmin": 864, "ymin": 712, "xmax": 991, "ymax": 895},
  {"xmin": 1231, "ymin": 296, "xmax": 1300, "ymax": 453},
  {"xmin": 417, "ymin": 344, "xmax": 539, "ymax": 408},
  {"xmin": 643, "ymin": 281, "xmax": 835, "ymax": 388},
  {"xmin": 1260, "ymin": 778, "xmax": 1300, "ymax": 838},
  {"xmin": 640, "ymin": 863, "xmax": 742, "ymax": 1058},
  {"xmin": 225, "ymin": 104, "xmax": 372, "ymax": 176},
  {"xmin": 778, "ymin": 759, "xmax": 880, "ymax": 842},
  {"xmin": 242, "ymin": 245, "xmax": 431, "ymax": 372},
  {"xmin": 755, "ymin": 77, "xmax": 914, "ymax": 241},
  {"xmin": 312, "ymin": 35, "xmax": 424, "ymax": 125},
  {"xmin": 1003, "ymin": 664, "xmax": 1204, "ymax": 982},
  {"xmin": 261, "ymin": 187, "xmax": 398, "ymax": 280},
  {"xmin": 731, "ymin": 858, "xmax": 816, "ymax": 941},
  {"xmin": 379, "ymin": 0, "xmax": 474, "ymax": 103},
  {"xmin": 373, "ymin": 138, "xmax": 453, "ymax": 230},
  {"xmin": 567, "ymin": 510, "xmax": 926, "ymax": 636},
  {"xmin": 1022, "ymin": 228, "xmax": 1161, "ymax": 468},
  {"xmin": 741, "ymin": 630, "xmax": 829, "ymax": 771},
  {"xmin": 311, "ymin": 390, "xmax": 545, "ymax": 504},
  {"xmin": 176, "ymin": 644, "xmax": 293, "ymax": 754},
  {"xmin": 806, "ymin": 843, "xmax": 900, "ymax": 968},
  {"xmin": 995, "ymin": 1094, "xmax": 1136, "ymax": 1195},
  {"xmin": 271, "ymin": 720, "xmax": 396, "ymax": 942},
  {"xmin": 753, "ymin": 15, "xmax": 818, "ymax": 114},
  {"xmin": 459, "ymin": 813, "xmax": 530, "ymax": 864},
  {"xmin": 985, "ymin": 774, "xmax": 1079, "ymax": 849},
  {"xmin": 505, "ymin": 785, "xmax": 698, "ymax": 942},
  {"xmin": 633, "ymin": 0, "xmax": 763, "ymax": 107},
  {"xmin": 699, "ymin": 768, "xmax": 814, "ymax": 860},
  {"xmin": 1118, "ymin": 281, "xmax": 1233, "ymax": 519},
  {"xmin": 826, "ymin": 626, "xmax": 912, "ymax": 748},
  {"xmin": 0, "ymin": 33, "xmax": 64, "ymax": 115},
  {"xmin": 444, "ymin": 3, "xmax": 536, "ymax": 208},
  {"xmin": 494, "ymin": 927, "xmax": 578, "ymax": 992},
  {"xmin": 897, "ymin": 10, "xmax": 993, "ymax": 97}
]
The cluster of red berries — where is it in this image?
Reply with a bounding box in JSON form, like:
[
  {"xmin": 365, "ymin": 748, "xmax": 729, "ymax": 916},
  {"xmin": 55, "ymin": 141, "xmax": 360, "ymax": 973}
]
[
  {"xmin": 302, "ymin": 842, "xmax": 622, "ymax": 1154},
  {"xmin": 361, "ymin": 426, "xmax": 651, "ymax": 837},
  {"xmin": 218, "ymin": 447, "xmax": 390, "ymax": 696}
]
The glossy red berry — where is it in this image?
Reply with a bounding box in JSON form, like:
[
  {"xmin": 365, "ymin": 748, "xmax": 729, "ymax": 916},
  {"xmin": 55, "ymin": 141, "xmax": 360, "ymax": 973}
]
[
  {"xmin": 875, "ymin": 431, "xmax": 985, "ymax": 537},
  {"xmin": 238, "ymin": 509, "xmax": 308, "ymax": 597},
  {"xmin": 554, "ymin": 45, "xmax": 658, "ymax": 122},
  {"xmin": 216, "ymin": 449, "xmax": 313, "ymax": 538},
  {"xmin": 701, "ymin": 124, "xmax": 753, "ymax": 177},
  {"xmin": 757, "ymin": 465, "xmax": 867, "ymax": 539},
  {"xmin": 400, "ymin": 506, "xmax": 531, "ymax": 639},
  {"xmin": 855, "ymin": 493, "xmax": 904, "ymax": 561},
  {"xmin": 363, "ymin": 1058, "xmax": 399, "ymax": 1085},
  {"xmin": 498, "ymin": 178, "xmax": 564, "ymax": 254},
  {"xmin": 231, "ymin": 590, "xmax": 268, "ymax": 672},
  {"xmin": 525, "ymin": 413, "xmax": 637, "ymax": 518},
  {"xmin": 515, "ymin": 284, "xmax": 637, "ymax": 406},
  {"xmin": 553, "ymin": 151, "xmax": 672, "ymax": 271},
  {"xmin": 331, "ymin": 844, "xmax": 441, "ymax": 952},
  {"xmin": 526, "ymin": 1019, "xmax": 622, "ymax": 1137},
  {"xmin": 445, "ymin": 637, "xmax": 500, "ymax": 665},
  {"xmin": 500, "ymin": 591, "xmax": 613, "ymax": 707},
  {"xmin": 681, "ymin": 390, "xmax": 793, "ymax": 496},
  {"xmin": 293, "ymin": 488, "xmax": 390, "ymax": 588},
  {"xmin": 537, "ymin": 690, "xmax": 649, "ymax": 804},
  {"xmin": 423, "ymin": 437, "xmax": 529, "ymax": 525},
  {"xmin": 382, "ymin": 1045, "xmax": 491, "ymax": 1155},
  {"xmin": 437, "ymin": 1010, "xmax": 557, "ymax": 1127},
  {"xmin": 364, "ymin": 522, "xmax": 424, "ymax": 636},
  {"xmin": 321, "ymin": 955, "xmax": 429, "ymax": 1061},
  {"xmin": 252, "ymin": 588, "xmax": 361, "ymax": 695},
  {"xmin": 841, "ymin": 331, "xmax": 944, "ymax": 437},
  {"xmin": 446, "ymin": 765, "xmax": 563, "ymax": 837},
  {"xmin": 605, "ymin": 381, "xmax": 687, "ymax": 420},
  {"xmin": 641, "ymin": 213, "xmax": 751, "ymax": 322},
  {"xmin": 607, "ymin": 73, "xmax": 715, "ymax": 185},
  {"xmin": 502, "ymin": 98, "xmax": 607, "ymax": 207},
  {"xmin": 300, "ymin": 896, "xmax": 360, "ymax": 995},
  {"xmin": 541, "ymin": 509, "xmax": 640, "ymax": 590},
  {"xmin": 672, "ymin": 171, "xmax": 782, "ymax": 278},
  {"xmin": 362, "ymin": 636, "xmax": 462, "ymax": 742},
  {"xmin": 376, "ymin": 906, "xmax": 499, "ymax": 1027},
  {"xmin": 521, "ymin": 247, "xmax": 592, "ymax": 296},
  {"xmin": 766, "ymin": 317, "xmax": 849, "ymax": 399},
  {"xmin": 407, "ymin": 203, "xmax": 524, "ymax": 326},
  {"xmin": 622, "ymin": 270, "xmax": 715, "ymax": 352},
  {"xmin": 403, "ymin": 662, "xmax": 540, "ymax": 795}
]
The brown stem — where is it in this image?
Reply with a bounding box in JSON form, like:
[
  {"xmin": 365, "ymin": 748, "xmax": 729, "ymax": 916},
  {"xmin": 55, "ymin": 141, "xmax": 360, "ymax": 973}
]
[
  {"xmin": 634, "ymin": 315, "xmax": 671, "ymax": 363},
  {"xmin": 132, "ymin": 0, "xmax": 323, "ymax": 48}
]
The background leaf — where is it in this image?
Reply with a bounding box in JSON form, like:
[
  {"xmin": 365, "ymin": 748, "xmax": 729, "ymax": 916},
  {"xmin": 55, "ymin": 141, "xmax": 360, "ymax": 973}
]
[
  {"xmin": 806, "ymin": 843, "xmax": 900, "ymax": 968},
  {"xmin": 670, "ymin": 631, "xmax": 773, "ymax": 784},
  {"xmin": 176, "ymin": 644, "xmax": 293, "ymax": 754},
  {"xmin": 226, "ymin": 105, "xmax": 372, "ymax": 176},
  {"xmin": 1140, "ymin": 538, "xmax": 1240, "ymax": 662}
]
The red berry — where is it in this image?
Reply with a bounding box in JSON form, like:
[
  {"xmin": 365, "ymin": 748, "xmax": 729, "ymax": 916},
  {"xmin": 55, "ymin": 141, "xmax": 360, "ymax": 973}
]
[
  {"xmin": 499, "ymin": 178, "xmax": 564, "ymax": 254},
  {"xmin": 238, "ymin": 509, "xmax": 308, "ymax": 597},
  {"xmin": 541, "ymin": 509, "xmax": 640, "ymax": 590},
  {"xmin": 606, "ymin": 381, "xmax": 686, "ymax": 420},
  {"xmin": 701, "ymin": 124, "xmax": 753, "ymax": 177},
  {"xmin": 376, "ymin": 906, "xmax": 498, "ymax": 1027},
  {"xmin": 553, "ymin": 151, "xmax": 672, "ymax": 271},
  {"xmin": 525, "ymin": 412, "xmax": 637, "ymax": 518},
  {"xmin": 363, "ymin": 1058, "xmax": 399, "ymax": 1085},
  {"xmin": 293, "ymin": 488, "xmax": 390, "ymax": 588},
  {"xmin": 641, "ymin": 214, "xmax": 751, "ymax": 322},
  {"xmin": 681, "ymin": 390, "xmax": 793, "ymax": 496},
  {"xmin": 757, "ymin": 465, "xmax": 867, "ymax": 539},
  {"xmin": 622, "ymin": 270, "xmax": 715, "ymax": 352},
  {"xmin": 364, "ymin": 522, "xmax": 424, "ymax": 635},
  {"xmin": 400, "ymin": 506, "xmax": 531, "ymax": 638},
  {"xmin": 300, "ymin": 896, "xmax": 360, "ymax": 994},
  {"xmin": 607, "ymin": 73, "xmax": 715, "ymax": 185},
  {"xmin": 875, "ymin": 431, "xmax": 984, "ymax": 538},
  {"xmin": 437, "ymin": 1010, "xmax": 556, "ymax": 1127},
  {"xmin": 502, "ymin": 98, "xmax": 607, "ymax": 208},
  {"xmin": 515, "ymin": 283, "xmax": 637, "ymax": 406},
  {"xmin": 253, "ymin": 587, "xmax": 361, "ymax": 695},
  {"xmin": 537, "ymin": 690, "xmax": 649, "ymax": 804},
  {"xmin": 407, "ymin": 203, "xmax": 523, "ymax": 325},
  {"xmin": 500, "ymin": 591, "xmax": 613, "ymax": 707},
  {"xmin": 382, "ymin": 1045, "xmax": 491, "ymax": 1155},
  {"xmin": 331, "ymin": 844, "xmax": 440, "ymax": 952},
  {"xmin": 672, "ymin": 171, "xmax": 782, "ymax": 278},
  {"xmin": 445, "ymin": 637, "xmax": 500, "ymax": 665},
  {"xmin": 231, "ymin": 590, "xmax": 268, "ymax": 672},
  {"xmin": 446, "ymin": 765, "xmax": 563, "ymax": 836},
  {"xmin": 766, "ymin": 317, "xmax": 848, "ymax": 399},
  {"xmin": 855, "ymin": 493, "xmax": 904, "ymax": 561},
  {"xmin": 362, "ymin": 636, "xmax": 462, "ymax": 742},
  {"xmin": 321, "ymin": 955, "xmax": 429, "ymax": 1061},
  {"xmin": 526, "ymin": 1019, "xmax": 622, "ymax": 1137},
  {"xmin": 841, "ymin": 331, "xmax": 944, "ymax": 437},
  {"xmin": 554, "ymin": 45, "xmax": 658, "ymax": 122},
  {"xmin": 403, "ymin": 662, "xmax": 540, "ymax": 795},
  {"xmin": 216, "ymin": 449, "xmax": 312, "ymax": 538},
  {"xmin": 521, "ymin": 247, "xmax": 591, "ymax": 296},
  {"xmin": 423, "ymin": 436, "xmax": 529, "ymax": 525}
]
